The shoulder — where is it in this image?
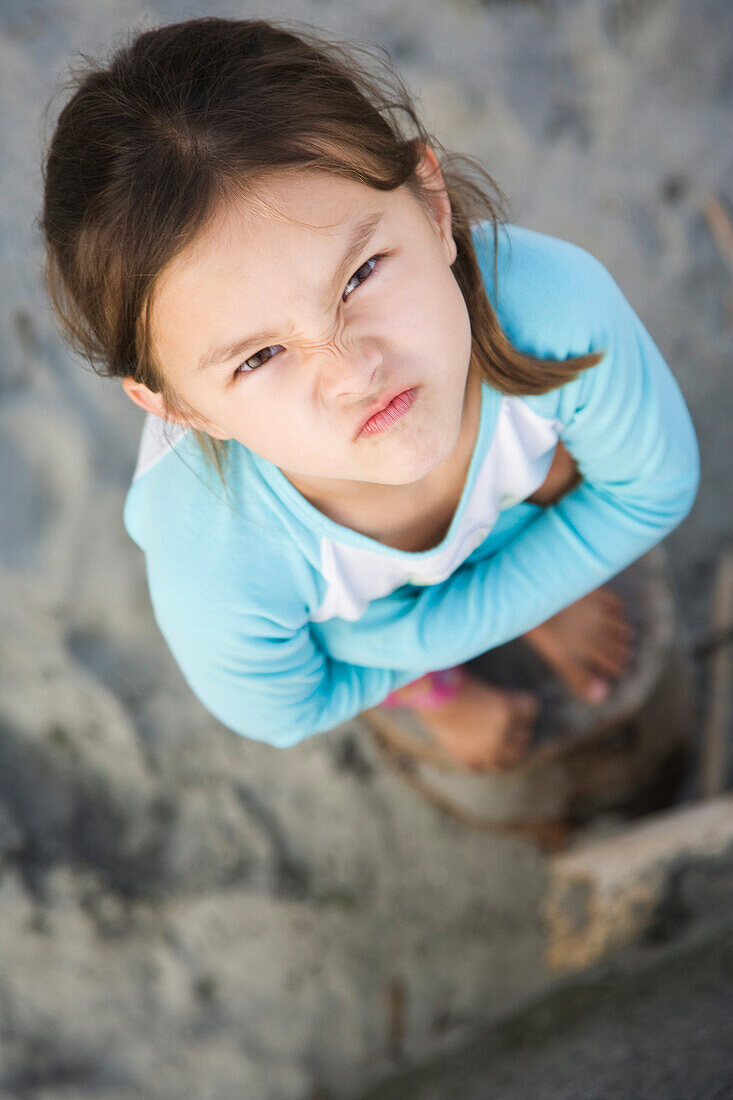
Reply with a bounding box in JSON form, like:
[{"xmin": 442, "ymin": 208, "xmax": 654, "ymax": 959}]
[
  {"xmin": 123, "ymin": 416, "xmax": 315, "ymax": 627},
  {"xmin": 471, "ymin": 220, "xmax": 622, "ymax": 360}
]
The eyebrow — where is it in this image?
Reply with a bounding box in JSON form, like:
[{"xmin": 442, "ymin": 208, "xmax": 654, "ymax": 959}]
[{"xmin": 197, "ymin": 210, "xmax": 385, "ymax": 372}]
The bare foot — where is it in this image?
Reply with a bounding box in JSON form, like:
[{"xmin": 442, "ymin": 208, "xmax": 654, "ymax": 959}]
[
  {"xmin": 523, "ymin": 586, "xmax": 636, "ymax": 704},
  {"xmin": 412, "ymin": 671, "xmax": 540, "ymax": 772}
]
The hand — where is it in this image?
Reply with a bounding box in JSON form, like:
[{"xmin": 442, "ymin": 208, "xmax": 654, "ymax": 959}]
[{"xmin": 526, "ymin": 440, "xmax": 582, "ymax": 506}]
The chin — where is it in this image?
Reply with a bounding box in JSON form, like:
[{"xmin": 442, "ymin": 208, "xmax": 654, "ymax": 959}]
[{"xmin": 381, "ymin": 446, "xmax": 451, "ymax": 487}]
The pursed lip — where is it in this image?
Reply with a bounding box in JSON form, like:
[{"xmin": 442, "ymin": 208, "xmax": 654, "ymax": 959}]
[{"xmin": 355, "ymin": 386, "xmax": 415, "ymax": 440}]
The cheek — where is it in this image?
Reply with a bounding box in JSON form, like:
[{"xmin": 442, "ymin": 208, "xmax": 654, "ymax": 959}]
[
  {"xmin": 389, "ymin": 266, "xmax": 466, "ymax": 347},
  {"xmin": 424, "ymin": 270, "xmax": 471, "ymax": 358}
]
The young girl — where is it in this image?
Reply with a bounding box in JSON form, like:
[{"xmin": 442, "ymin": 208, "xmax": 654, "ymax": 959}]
[{"xmin": 40, "ymin": 16, "xmax": 699, "ymax": 773}]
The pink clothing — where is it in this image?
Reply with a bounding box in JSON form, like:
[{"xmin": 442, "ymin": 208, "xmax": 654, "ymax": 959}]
[{"xmin": 380, "ymin": 665, "xmax": 468, "ymax": 710}]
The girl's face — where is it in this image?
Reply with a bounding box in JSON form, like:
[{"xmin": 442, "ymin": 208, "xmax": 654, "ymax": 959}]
[{"xmin": 125, "ymin": 146, "xmax": 474, "ymax": 494}]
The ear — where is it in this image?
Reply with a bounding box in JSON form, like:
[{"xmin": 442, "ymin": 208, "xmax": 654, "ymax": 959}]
[
  {"xmin": 121, "ymin": 376, "xmax": 184, "ymax": 423},
  {"xmin": 121, "ymin": 376, "xmax": 232, "ymax": 440},
  {"xmin": 414, "ymin": 143, "xmax": 457, "ymax": 266}
]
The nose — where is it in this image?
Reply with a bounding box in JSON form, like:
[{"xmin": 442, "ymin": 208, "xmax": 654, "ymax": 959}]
[{"xmin": 321, "ymin": 336, "xmax": 383, "ymax": 401}]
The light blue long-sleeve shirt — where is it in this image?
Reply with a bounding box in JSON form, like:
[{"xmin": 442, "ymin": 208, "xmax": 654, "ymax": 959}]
[{"xmin": 123, "ymin": 221, "xmax": 700, "ymax": 747}]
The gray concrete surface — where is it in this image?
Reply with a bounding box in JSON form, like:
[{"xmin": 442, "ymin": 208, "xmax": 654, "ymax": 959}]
[{"xmin": 359, "ymin": 921, "xmax": 733, "ymax": 1099}]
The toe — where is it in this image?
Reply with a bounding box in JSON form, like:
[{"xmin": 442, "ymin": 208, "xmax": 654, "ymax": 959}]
[
  {"xmin": 584, "ymin": 677, "xmax": 610, "ymax": 703},
  {"xmin": 515, "ymin": 691, "xmax": 541, "ymax": 720},
  {"xmin": 587, "ymin": 637, "xmax": 633, "ymax": 679},
  {"xmin": 567, "ymin": 663, "xmax": 610, "ymax": 703}
]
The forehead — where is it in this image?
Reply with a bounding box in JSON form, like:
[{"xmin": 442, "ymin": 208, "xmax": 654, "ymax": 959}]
[{"xmin": 178, "ymin": 170, "xmax": 398, "ymax": 277}]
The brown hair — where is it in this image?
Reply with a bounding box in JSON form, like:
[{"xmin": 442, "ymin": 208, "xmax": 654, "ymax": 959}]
[{"xmin": 39, "ymin": 15, "xmax": 604, "ymax": 488}]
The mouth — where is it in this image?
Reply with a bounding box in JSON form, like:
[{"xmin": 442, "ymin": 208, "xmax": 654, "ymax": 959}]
[{"xmin": 355, "ymin": 387, "xmax": 419, "ymax": 441}]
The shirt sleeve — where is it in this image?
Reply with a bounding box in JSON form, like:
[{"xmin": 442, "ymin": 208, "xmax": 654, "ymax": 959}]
[
  {"xmin": 142, "ymin": 531, "xmax": 420, "ymax": 748},
  {"xmin": 317, "ymin": 241, "xmax": 700, "ymax": 674}
]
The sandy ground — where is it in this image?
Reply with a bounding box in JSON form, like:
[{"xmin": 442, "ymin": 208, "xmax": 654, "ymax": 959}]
[{"xmin": 1, "ymin": 0, "xmax": 732, "ymax": 1095}]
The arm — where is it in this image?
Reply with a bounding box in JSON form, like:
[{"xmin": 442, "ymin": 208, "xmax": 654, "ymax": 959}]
[{"xmin": 144, "ymin": 539, "xmax": 420, "ymax": 748}]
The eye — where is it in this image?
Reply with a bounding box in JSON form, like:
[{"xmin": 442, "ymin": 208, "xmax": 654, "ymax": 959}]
[
  {"xmin": 232, "ymin": 344, "xmax": 284, "ymax": 378},
  {"xmin": 232, "ymin": 253, "xmax": 387, "ymax": 379},
  {"xmin": 341, "ymin": 253, "xmax": 384, "ymax": 301}
]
